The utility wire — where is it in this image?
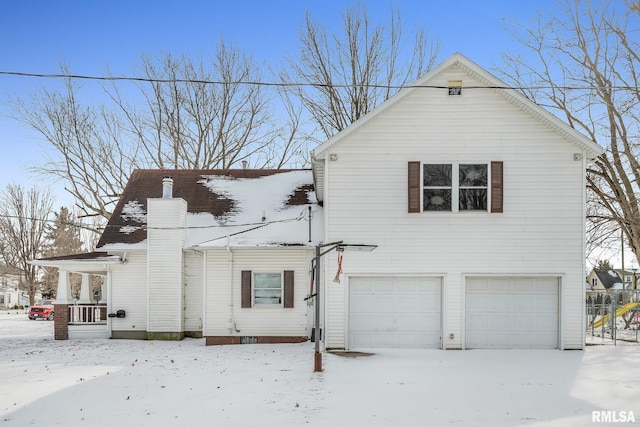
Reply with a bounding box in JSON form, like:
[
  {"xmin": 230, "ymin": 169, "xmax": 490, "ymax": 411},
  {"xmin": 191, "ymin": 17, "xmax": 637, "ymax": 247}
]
[
  {"xmin": 1, "ymin": 70, "xmax": 638, "ymax": 91},
  {"xmin": 0, "ymin": 207, "xmax": 311, "ymax": 232}
]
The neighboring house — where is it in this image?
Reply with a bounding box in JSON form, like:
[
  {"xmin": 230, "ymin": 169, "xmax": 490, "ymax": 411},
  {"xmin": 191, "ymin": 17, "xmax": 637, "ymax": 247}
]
[
  {"xmin": 311, "ymin": 53, "xmax": 602, "ymax": 350},
  {"xmin": 587, "ymin": 268, "xmax": 639, "ymax": 293},
  {"xmin": 0, "ymin": 264, "xmax": 30, "ymax": 309},
  {"xmin": 33, "ymin": 169, "xmax": 322, "ymax": 342},
  {"xmin": 587, "ymin": 269, "xmax": 624, "ymax": 293},
  {"xmin": 615, "ymin": 269, "xmax": 638, "ymax": 290},
  {"xmin": 34, "ymin": 53, "xmax": 603, "ymax": 351}
]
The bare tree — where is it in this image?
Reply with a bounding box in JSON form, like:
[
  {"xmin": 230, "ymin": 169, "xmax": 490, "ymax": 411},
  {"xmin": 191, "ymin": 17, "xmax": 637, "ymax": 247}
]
[
  {"xmin": 10, "ymin": 41, "xmax": 309, "ymax": 223},
  {"xmin": 9, "ymin": 70, "xmax": 133, "ymax": 221},
  {"xmin": 0, "ymin": 184, "xmax": 54, "ymax": 305},
  {"xmin": 282, "ymin": 3, "xmax": 439, "ymax": 141},
  {"xmin": 108, "ymin": 41, "xmax": 305, "ymax": 170},
  {"xmin": 499, "ymin": 0, "xmax": 640, "ymax": 267}
]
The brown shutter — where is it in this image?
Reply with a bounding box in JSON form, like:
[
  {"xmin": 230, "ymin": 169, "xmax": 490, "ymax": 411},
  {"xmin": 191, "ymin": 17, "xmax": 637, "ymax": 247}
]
[
  {"xmin": 283, "ymin": 270, "xmax": 294, "ymax": 308},
  {"xmin": 408, "ymin": 161, "xmax": 421, "ymax": 213},
  {"xmin": 241, "ymin": 271, "xmax": 252, "ymax": 308},
  {"xmin": 491, "ymin": 161, "xmax": 503, "ymax": 213}
]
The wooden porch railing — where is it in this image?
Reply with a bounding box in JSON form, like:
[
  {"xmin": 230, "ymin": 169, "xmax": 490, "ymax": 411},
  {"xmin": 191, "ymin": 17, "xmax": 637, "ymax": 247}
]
[{"xmin": 68, "ymin": 305, "xmax": 107, "ymax": 324}]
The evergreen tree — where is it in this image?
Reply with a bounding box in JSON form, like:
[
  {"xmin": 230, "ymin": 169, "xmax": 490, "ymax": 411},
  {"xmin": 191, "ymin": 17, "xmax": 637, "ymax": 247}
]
[
  {"xmin": 41, "ymin": 207, "xmax": 84, "ymax": 297},
  {"xmin": 596, "ymin": 259, "xmax": 614, "ymax": 270}
]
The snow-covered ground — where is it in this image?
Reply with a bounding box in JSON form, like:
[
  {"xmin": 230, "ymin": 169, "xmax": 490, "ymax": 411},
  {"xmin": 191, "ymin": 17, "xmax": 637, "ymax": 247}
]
[{"xmin": 2, "ymin": 314, "xmax": 640, "ymax": 426}]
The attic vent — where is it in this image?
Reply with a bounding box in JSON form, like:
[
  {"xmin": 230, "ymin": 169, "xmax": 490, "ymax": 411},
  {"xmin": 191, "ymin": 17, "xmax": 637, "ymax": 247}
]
[{"xmin": 448, "ymin": 80, "xmax": 462, "ymax": 95}]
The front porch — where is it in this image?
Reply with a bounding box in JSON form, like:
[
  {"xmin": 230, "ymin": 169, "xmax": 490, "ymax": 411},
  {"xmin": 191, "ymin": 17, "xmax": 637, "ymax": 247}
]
[
  {"xmin": 68, "ymin": 304, "xmax": 109, "ymax": 339},
  {"xmin": 30, "ymin": 252, "xmax": 123, "ymax": 340}
]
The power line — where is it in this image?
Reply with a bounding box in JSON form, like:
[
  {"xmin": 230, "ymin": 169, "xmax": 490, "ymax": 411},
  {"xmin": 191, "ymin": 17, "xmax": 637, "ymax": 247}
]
[
  {"xmin": 0, "ymin": 207, "xmax": 309, "ymax": 232},
  {"xmin": 1, "ymin": 70, "xmax": 638, "ymax": 91}
]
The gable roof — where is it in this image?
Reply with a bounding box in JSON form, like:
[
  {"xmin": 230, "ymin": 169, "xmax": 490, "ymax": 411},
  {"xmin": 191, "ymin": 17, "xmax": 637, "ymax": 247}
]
[
  {"xmin": 311, "ymin": 52, "xmax": 604, "ymax": 201},
  {"xmin": 593, "ymin": 269, "xmax": 624, "ymax": 290},
  {"xmin": 97, "ymin": 169, "xmax": 322, "ymax": 250}
]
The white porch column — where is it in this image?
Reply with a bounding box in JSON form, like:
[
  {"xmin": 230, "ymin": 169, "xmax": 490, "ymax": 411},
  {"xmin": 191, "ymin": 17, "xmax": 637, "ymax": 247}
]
[
  {"xmin": 100, "ymin": 281, "xmax": 106, "ymax": 304},
  {"xmin": 56, "ymin": 270, "xmax": 73, "ymax": 304},
  {"xmin": 78, "ymin": 273, "xmax": 91, "ymax": 304}
]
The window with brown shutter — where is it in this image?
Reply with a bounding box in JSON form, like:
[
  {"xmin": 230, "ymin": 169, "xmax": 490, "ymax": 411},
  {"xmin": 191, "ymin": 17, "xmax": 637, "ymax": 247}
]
[
  {"xmin": 409, "ymin": 161, "xmax": 503, "ymax": 213},
  {"xmin": 283, "ymin": 270, "xmax": 294, "ymax": 308},
  {"xmin": 490, "ymin": 161, "xmax": 503, "ymax": 213},
  {"xmin": 408, "ymin": 161, "xmax": 421, "ymax": 213},
  {"xmin": 241, "ymin": 270, "xmax": 252, "ymax": 308}
]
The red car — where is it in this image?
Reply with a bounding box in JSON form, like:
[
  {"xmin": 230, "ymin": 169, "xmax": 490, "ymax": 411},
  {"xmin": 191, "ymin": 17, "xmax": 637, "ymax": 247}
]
[{"xmin": 28, "ymin": 300, "xmax": 55, "ymax": 320}]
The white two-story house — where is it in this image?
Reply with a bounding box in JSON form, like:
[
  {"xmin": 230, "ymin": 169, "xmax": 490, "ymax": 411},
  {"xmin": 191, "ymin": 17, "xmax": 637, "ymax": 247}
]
[{"xmin": 311, "ymin": 53, "xmax": 602, "ymax": 350}]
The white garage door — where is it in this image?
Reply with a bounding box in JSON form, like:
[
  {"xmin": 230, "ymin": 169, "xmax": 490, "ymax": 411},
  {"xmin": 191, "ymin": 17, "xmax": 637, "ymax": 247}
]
[
  {"xmin": 349, "ymin": 276, "xmax": 441, "ymax": 349},
  {"xmin": 465, "ymin": 277, "xmax": 559, "ymax": 349}
]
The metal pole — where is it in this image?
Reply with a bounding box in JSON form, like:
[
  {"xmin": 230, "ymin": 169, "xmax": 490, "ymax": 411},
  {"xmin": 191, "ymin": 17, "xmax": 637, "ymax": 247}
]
[
  {"xmin": 622, "ymin": 228, "xmax": 625, "ymax": 288},
  {"xmin": 314, "ymin": 244, "xmax": 322, "ymax": 372},
  {"xmin": 308, "ymin": 206, "xmax": 312, "ymax": 243}
]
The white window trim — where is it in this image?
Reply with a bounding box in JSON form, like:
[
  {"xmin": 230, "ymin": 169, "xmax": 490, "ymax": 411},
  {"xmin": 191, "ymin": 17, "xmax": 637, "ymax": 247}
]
[
  {"xmin": 422, "ymin": 162, "xmax": 490, "ymax": 213},
  {"xmin": 252, "ymin": 272, "xmax": 283, "ymax": 308}
]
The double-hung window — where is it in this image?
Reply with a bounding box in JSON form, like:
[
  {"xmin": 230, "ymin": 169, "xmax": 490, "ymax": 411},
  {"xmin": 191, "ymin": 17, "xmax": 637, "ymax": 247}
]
[
  {"xmin": 241, "ymin": 270, "xmax": 295, "ymax": 308},
  {"xmin": 409, "ymin": 161, "xmax": 502, "ymax": 213},
  {"xmin": 253, "ymin": 273, "xmax": 282, "ymax": 305},
  {"xmin": 458, "ymin": 164, "xmax": 488, "ymax": 211},
  {"xmin": 423, "ymin": 164, "xmax": 453, "ymax": 211}
]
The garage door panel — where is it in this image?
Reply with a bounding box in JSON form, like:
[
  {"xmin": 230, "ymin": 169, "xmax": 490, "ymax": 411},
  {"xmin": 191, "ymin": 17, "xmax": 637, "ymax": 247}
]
[
  {"xmin": 487, "ymin": 313, "xmax": 511, "ymax": 330},
  {"xmin": 536, "ymin": 314, "xmax": 558, "ymax": 330},
  {"xmin": 466, "ymin": 295, "xmax": 489, "ymax": 310},
  {"xmin": 373, "ymin": 314, "xmax": 395, "ymax": 330},
  {"xmin": 513, "ymin": 296, "xmax": 536, "ymax": 311},
  {"xmin": 349, "ymin": 277, "xmax": 441, "ymax": 349},
  {"xmin": 395, "ymin": 314, "xmax": 439, "ymax": 331},
  {"xmin": 351, "ymin": 295, "xmax": 392, "ymax": 313},
  {"xmin": 466, "ymin": 277, "xmax": 558, "ymax": 349},
  {"xmin": 394, "ymin": 295, "xmax": 439, "ymax": 311},
  {"xmin": 512, "ymin": 315, "xmax": 534, "ymax": 330}
]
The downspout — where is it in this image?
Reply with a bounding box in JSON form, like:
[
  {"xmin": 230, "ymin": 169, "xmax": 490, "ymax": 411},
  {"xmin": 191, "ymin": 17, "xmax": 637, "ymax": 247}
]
[
  {"xmin": 106, "ymin": 264, "xmax": 113, "ymax": 338},
  {"xmin": 322, "ymin": 156, "xmax": 329, "ymax": 348},
  {"xmin": 580, "ymin": 153, "xmax": 587, "ymax": 350},
  {"xmin": 227, "ymin": 236, "xmax": 239, "ymax": 333},
  {"xmin": 202, "ymin": 250, "xmax": 207, "ymax": 337}
]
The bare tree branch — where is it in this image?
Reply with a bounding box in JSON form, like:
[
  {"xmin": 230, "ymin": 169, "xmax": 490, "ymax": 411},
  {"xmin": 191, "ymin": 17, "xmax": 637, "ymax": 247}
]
[
  {"xmin": 499, "ymin": 0, "xmax": 640, "ymax": 267},
  {"xmin": 0, "ymin": 184, "xmax": 54, "ymax": 305},
  {"xmin": 282, "ymin": 3, "xmax": 439, "ymax": 141}
]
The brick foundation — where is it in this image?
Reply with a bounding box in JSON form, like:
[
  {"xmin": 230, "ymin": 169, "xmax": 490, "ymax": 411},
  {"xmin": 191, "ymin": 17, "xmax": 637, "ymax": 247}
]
[
  {"xmin": 206, "ymin": 336, "xmax": 308, "ymax": 346},
  {"xmin": 54, "ymin": 304, "xmax": 69, "ymax": 340}
]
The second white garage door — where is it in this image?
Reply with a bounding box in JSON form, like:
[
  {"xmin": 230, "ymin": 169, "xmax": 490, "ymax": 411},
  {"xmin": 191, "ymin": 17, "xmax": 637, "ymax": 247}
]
[
  {"xmin": 465, "ymin": 277, "xmax": 559, "ymax": 349},
  {"xmin": 349, "ymin": 276, "xmax": 441, "ymax": 349}
]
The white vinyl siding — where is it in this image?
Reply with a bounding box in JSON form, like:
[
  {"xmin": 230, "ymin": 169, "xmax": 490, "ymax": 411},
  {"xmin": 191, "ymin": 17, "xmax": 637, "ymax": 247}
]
[
  {"xmin": 109, "ymin": 251, "xmax": 148, "ymax": 332},
  {"xmin": 183, "ymin": 252, "xmax": 203, "ymax": 333},
  {"xmin": 147, "ymin": 198, "xmax": 187, "ymax": 333},
  {"xmin": 204, "ymin": 248, "xmax": 313, "ymax": 336},
  {"xmin": 465, "ymin": 277, "xmax": 559, "ymax": 349},
  {"xmin": 322, "ymin": 68, "xmax": 585, "ymax": 350},
  {"xmin": 348, "ymin": 276, "xmax": 441, "ymax": 349}
]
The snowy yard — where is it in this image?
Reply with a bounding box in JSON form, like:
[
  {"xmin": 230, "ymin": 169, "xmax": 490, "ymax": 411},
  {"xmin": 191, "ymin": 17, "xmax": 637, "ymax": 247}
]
[{"xmin": 2, "ymin": 315, "xmax": 640, "ymax": 426}]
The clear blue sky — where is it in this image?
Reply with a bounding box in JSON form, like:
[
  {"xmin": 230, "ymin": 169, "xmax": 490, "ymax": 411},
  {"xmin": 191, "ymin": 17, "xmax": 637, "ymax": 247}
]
[{"xmin": 0, "ymin": 0, "xmax": 554, "ymax": 206}]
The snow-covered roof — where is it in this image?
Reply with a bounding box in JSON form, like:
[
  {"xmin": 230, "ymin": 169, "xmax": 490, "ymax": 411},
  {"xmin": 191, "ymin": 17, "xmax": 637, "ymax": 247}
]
[
  {"xmin": 593, "ymin": 269, "xmax": 624, "ymax": 290},
  {"xmin": 98, "ymin": 169, "xmax": 323, "ymax": 250}
]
